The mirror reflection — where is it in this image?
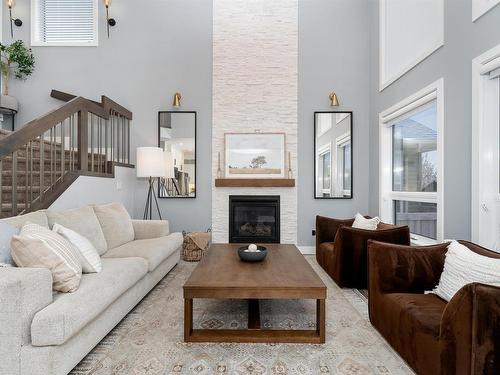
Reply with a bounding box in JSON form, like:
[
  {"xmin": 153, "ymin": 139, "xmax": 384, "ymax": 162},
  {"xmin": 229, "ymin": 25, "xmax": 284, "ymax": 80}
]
[
  {"xmin": 158, "ymin": 111, "xmax": 196, "ymax": 198},
  {"xmin": 314, "ymin": 112, "xmax": 352, "ymax": 199}
]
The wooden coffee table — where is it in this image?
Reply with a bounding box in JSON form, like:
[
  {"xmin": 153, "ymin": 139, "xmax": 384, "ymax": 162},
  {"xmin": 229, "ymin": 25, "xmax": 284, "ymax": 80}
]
[{"xmin": 183, "ymin": 243, "xmax": 327, "ymax": 343}]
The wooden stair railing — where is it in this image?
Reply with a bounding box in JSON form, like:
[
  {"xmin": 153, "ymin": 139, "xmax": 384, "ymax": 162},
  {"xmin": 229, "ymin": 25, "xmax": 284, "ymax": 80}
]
[{"xmin": 0, "ymin": 91, "xmax": 133, "ymax": 218}]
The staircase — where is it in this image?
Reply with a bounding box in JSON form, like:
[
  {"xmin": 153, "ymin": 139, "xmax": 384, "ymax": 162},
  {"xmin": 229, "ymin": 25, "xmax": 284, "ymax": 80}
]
[{"xmin": 0, "ymin": 90, "xmax": 133, "ymax": 218}]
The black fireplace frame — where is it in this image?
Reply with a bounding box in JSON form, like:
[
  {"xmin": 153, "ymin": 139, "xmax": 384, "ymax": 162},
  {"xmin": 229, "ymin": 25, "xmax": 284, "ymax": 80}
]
[{"xmin": 229, "ymin": 195, "xmax": 280, "ymax": 244}]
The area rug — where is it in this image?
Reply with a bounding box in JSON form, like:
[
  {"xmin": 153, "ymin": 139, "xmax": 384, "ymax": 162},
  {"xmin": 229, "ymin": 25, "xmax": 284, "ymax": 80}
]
[{"xmin": 71, "ymin": 257, "xmax": 413, "ymax": 375}]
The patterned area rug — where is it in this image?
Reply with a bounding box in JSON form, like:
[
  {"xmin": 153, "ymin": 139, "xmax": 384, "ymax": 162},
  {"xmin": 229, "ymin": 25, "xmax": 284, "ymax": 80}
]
[{"xmin": 71, "ymin": 257, "xmax": 413, "ymax": 375}]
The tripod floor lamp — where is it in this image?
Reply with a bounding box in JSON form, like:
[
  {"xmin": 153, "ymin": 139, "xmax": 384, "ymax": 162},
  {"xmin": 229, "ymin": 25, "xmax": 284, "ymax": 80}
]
[{"xmin": 137, "ymin": 147, "xmax": 164, "ymax": 220}]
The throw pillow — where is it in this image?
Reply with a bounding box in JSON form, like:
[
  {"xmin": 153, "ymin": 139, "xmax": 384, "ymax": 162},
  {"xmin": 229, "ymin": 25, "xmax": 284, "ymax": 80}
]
[
  {"xmin": 0, "ymin": 221, "xmax": 19, "ymax": 265},
  {"xmin": 53, "ymin": 223, "xmax": 102, "ymax": 273},
  {"xmin": 352, "ymin": 213, "xmax": 380, "ymax": 230},
  {"xmin": 46, "ymin": 206, "xmax": 108, "ymax": 255},
  {"xmin": 432, "ymin": 240, "xmax": 500, "ymax": 302},
  {"xmin": 93, "ymin": 202, "xmax": 135, "ymax": 250},
  {"xmin": 11, "ymin": 223, "xmax": 82, "ymax": 292}
]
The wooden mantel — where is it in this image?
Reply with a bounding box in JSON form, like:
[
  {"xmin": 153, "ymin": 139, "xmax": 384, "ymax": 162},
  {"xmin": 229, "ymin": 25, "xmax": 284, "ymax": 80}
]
[{"xmin": 215, "ymin": 178, "xmax": 295, "ymax": 188}]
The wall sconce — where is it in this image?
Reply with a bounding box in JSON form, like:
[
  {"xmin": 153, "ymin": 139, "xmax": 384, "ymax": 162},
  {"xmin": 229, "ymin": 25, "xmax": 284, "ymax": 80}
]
[
  {"xmin": 329, "ymin": 92, "xmax": 339, "ymax": 107},
  {"xmin": 104, "ymin": 0, "xmax": 116, "ymax": 38},
  {"xmin": 6, "ymin": 0, "xmax": 22, "ymax": 38},
  {"xmin": 172, "ymin": 92, "xmax": 182, "ymax": 108}
]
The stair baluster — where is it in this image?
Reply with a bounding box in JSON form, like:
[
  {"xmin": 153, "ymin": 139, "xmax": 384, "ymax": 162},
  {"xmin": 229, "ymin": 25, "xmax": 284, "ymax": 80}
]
[{"xmin": 0, "ymin": 92, "xmax": 133, "ymax": 218}]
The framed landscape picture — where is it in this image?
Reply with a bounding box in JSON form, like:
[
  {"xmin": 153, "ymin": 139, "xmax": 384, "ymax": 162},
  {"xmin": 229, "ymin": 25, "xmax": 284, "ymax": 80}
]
[{"xmin": 224, "ymin": 133, "xmax": 286, "ymax": 178}]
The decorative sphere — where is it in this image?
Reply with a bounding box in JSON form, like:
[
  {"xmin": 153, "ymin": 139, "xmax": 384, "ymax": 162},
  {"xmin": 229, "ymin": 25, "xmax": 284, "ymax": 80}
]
[{"xmin": 248, "ymin": 244, "xmax": 258, "ymax": 251}]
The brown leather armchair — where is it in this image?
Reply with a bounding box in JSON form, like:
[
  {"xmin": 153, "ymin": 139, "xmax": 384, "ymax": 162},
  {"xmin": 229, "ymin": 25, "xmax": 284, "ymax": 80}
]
[
  {"xmin": 368, "ymin": 240, "xmax": 500, "ymax": 375},
  {"xmin": 315, "ymin": 215, "xmax": 410, "ymax": 288}
]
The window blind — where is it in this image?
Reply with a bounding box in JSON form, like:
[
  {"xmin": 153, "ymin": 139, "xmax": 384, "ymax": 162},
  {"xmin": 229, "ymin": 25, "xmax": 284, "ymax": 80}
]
[{"xmin": 32, "ymin": 0, "xmax": 97, "ymax": 45}]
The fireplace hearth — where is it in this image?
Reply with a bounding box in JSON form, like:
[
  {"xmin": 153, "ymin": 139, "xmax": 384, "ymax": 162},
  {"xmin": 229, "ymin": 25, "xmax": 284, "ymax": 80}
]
[{"xmin": 229, "ymin": 195, "xmax": 280, "ymax": 243}]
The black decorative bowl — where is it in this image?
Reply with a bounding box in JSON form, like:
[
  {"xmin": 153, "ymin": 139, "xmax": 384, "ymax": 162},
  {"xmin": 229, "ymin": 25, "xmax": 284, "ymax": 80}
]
[{"xmin": 238, "ymin": 245, "xmax": 268, "ymax": 262}]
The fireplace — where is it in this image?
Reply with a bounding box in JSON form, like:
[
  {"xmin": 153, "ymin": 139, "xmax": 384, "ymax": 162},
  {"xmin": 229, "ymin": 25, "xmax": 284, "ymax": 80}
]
[{"xmin": 229, "ymin": 195, "xmax": 280, "ymax": 243}]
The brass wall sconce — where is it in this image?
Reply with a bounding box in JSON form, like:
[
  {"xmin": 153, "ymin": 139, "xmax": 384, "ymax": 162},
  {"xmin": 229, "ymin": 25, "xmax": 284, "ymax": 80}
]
[
  {"xmin": 172, "ymin": 92, "xmax": 182, "ymax": 108},
  {"xmin": 104, "ymin": 0, "xmax": 116, "ymax": 38},
  {"xmin": 329, "ymin": 92, "xmax": 339, "ymax": 107},
  {"xmin": 6, "ymin": 0, "xmax": 22, "ymax": 38}
]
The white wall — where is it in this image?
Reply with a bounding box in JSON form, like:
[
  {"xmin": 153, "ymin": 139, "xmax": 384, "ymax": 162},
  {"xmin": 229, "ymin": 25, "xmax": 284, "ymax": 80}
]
[
  {"xmin": 379, "ymin": 0, "xmax": 444, "ymax": 90},
  {"xmin": 212, "ymin": 0, "xmax": 298, "ymax": 244}
]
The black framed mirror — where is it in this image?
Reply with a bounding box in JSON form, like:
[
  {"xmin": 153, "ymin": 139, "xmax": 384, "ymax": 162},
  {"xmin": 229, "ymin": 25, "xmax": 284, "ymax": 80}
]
[
  {"xmin": 314, "ymin": 111, "xmax": 353, "ymax": 199},
  {"xmin": 158, "ymin": 111, "xmax": 196, "ymax": 198}
]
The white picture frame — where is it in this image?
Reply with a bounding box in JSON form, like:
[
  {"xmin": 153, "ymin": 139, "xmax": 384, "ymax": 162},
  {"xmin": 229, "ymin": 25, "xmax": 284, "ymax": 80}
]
[{"xmin": 224, "ymin": 133, "xmax": 286, "ymax": 179}]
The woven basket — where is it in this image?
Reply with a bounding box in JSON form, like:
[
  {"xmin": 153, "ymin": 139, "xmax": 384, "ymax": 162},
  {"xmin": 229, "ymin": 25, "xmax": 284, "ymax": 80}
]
[{"xmin": 182, "ymin": 230, "xmax": 211, "ymax": 262}]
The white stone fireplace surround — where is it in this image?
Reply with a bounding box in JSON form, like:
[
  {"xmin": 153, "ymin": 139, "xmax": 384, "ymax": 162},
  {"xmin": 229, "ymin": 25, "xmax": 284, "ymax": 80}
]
[{"xmin": 212, "ymin": 0, "xmax": 298, "ymax": 244}]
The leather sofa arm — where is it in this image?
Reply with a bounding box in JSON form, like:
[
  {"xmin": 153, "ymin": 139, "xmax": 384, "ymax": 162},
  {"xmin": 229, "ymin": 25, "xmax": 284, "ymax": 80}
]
[
  {"xmin": 132, "ymin": 219, "xmax": 170, "ymax": 240},
  {"xmin": 331, "ymin": 226, "xmax": 409, "ymax": 288},
  {"xmin": 315, "ymin": 215, "xmax": 353, "ymax": 246},
  {"xmin": 368, "ymin": 241, "xmax": 448, "ymax": 294},
  {"xmin": 440, "ymin": 283, "xmax": 500, "ymax": 375},
  {"xmin": 0, "ymin": 267, "xmax": 53, "ymax": 374},
  {"xmin": 337, "ymin": 224, "xmax": 410, "ymax": 249}
]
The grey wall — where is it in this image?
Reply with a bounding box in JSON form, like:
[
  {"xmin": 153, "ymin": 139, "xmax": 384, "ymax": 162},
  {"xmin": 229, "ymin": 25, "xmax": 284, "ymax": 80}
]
[
  {"xmin": 7, "ymin": 0, "xmax": 492, "ymax": 243},
  {"xmin": 368, "ymin": 0, "xmax": 500, "ymax": 240},
  {"xmin": 3, "ymin": 0, "xmax": 213, "ymax": 233},
  {"xmin": 298, "ymin": 0, "xmax": 371, "ymax": 246},
  {"xmin": 49, "ymin": 167, "xmax": 136, "ymax": 214}
]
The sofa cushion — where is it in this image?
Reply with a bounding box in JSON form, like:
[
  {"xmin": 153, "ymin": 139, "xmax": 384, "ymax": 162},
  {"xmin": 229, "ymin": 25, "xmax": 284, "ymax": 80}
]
[
  {"xmin": 93, "ymin": 203, "xmax": 135, "ymax": 250},
  {"xmin": 11, "ymin": 223, "xmax": 83, "ymax": 293},
  {"xmin": 31, "ymin": 257, "xmax": 148, "ymax": 346},
  {"xmin": 46, "ymin": 206, "xmax": 108, "ymax": 255},
  {"xmin": 1, "ymin": 210, "xmax": 48, "ymax": 229},
  {"xmin": 378, "ymin": 293, "xmax": 445, "ymax": 374},
  {"xmin": 102, "ymin": 232, "xmax": 183, "ymax": 272},
  {"xmin": 52, "ymin": 223, "xmax": 102, "ymax": 273}
]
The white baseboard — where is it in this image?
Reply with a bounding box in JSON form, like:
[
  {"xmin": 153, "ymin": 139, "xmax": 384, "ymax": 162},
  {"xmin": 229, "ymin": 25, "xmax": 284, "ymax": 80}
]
[{"xmin": 298, "ymin": 246, "xmax": 315, "ymax": 255}]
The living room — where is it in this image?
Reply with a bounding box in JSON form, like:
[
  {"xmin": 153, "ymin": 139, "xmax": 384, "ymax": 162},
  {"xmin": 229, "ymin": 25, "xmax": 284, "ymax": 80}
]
[{"xmin": 0, "ymin": 0, "xmax": 499, "ymax": 374}]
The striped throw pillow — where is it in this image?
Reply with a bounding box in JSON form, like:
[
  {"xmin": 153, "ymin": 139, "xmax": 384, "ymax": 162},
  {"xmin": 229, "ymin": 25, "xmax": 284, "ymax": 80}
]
[
  {"xmin": 432, "ymin": 240, "xmax": 500, "ymax": 301},
  {"xmin": 11, "ymin": 222, "xmax": 82, "ymax": 292},
  {"xmin": 53, "ymin": 223, "xmax": 102, "ymax": 273}
]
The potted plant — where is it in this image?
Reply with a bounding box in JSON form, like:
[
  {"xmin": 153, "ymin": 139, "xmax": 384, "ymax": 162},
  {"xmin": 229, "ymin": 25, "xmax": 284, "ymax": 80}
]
[{"xmin": 0, "ymin": 40, "xmax": 35, "ymax": 111}]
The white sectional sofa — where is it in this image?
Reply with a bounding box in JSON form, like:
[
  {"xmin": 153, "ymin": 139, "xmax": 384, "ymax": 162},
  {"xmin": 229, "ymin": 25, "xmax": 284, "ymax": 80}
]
[{"xmin": 0, "ymin": 203, "xmax": 183, "ymax": 375}]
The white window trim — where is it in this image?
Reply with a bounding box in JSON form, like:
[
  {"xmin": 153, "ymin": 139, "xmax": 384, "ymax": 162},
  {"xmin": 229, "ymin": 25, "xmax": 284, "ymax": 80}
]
[
  {"xmin": 379, "ymin": 78, "xmax": 444, "ymax": 243},
  {"xmin": 30, "ymin": 0, "xmax": 99, "ymax": 47},
  {"xmin": 379, "ymin": 0, "xmax": 444, "ymax": 91},
  {"xmin": 317, "ymin": 143, "xmax": 332, "ymax": 196},
  {"xmin": 471, "ymin": 43, "xmax": 500, "ymax": 243},
  {"xmin": 334, "ymin": 133, "xmax": 351, "ymax": 197},
  {"xmin": 336, "ymin": 113, "xmax": 349, "ymax": 124}
]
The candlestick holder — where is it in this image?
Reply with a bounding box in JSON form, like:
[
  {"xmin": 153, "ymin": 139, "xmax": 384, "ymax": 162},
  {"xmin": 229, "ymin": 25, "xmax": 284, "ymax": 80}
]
[
  {"xmin": 217, "ymin": 152, "xmax": 223, "ymax": 179},
  {"xmin": 287, "ymin": 152, "xmax": 293, "ymax": 179}
]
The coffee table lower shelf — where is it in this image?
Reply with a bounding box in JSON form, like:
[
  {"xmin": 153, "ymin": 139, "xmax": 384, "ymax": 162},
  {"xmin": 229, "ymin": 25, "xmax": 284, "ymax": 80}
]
[{"xmin": 184, "ymin": 298, "xmax": 326, "ymax": 344}]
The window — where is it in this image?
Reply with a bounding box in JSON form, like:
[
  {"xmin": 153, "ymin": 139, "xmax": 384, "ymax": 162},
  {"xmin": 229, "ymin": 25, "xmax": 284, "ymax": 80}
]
[
  {"xmin": 319, "ymin": 148, "xmax": 331, "ymax": 197},
  {"xmin": 472, "ymin": 44, "xmax": 500, "ymax": 251},
  {"xmin": 394, "ymin": 200, "xmax": 438, "ymax": 239},
  {"xmin": 342, "ymin": 143, "xmax": 351, "ymax": 196},
  {"xmin": 335, "ymin": 135, "xmax": 351, "ymax": 197},
  {"xmin": 380, "ymin": 79, "xmax": 444, "ymax": 243},
  {"xmin": 31, "ymin": 0, "xmax": 98, "ymax": 46},
  {"xmin": 392, "ymin": 102, "xmax": 438, "ymax": 193}
]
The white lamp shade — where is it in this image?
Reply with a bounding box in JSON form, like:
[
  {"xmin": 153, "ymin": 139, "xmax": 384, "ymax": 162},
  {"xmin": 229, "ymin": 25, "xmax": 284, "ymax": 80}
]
[
  {"xmin": 164, "ymin": 151, "xmax": 175, "ymax": 178},
  {"xmin": 136, "ymin": 147, "xmax": 165, "ymax": 178}
]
